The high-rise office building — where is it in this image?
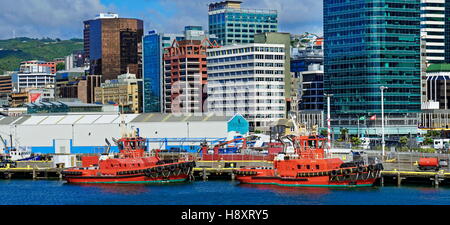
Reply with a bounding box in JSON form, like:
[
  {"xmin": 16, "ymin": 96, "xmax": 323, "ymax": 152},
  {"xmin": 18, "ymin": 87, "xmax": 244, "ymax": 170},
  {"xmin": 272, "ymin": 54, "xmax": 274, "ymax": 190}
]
[
  {"xmin": 324, "ymin": 0, "xmax": 421, "ymax": 136},
  {"xmin": 208, "ymin": 1, "xmax": 278, "ymax": 45},
  {"xmin": 207, "ymin": 43, "xmax": 286, "ymax": 130},
  {"xmin": 83, "ymin": 13, "xmax": 143, "ymax": 81},
  {"xmin": 291, "ymin": 37, "xmax": 324, "ymax": 112},
  {"xmin": 421, "ymin": 0, "xmax": 446, "ymax": 64},
  {"xmin": 142, "ymin": 31, "xmax": 184, "ymax": 113},
  {"xmin": 163, "ymin": 39, "xmax": 220, "ymax": 113},
  {"xmin": 65, "ymin": 50, "xmax": 87, "ymax": 71},
  {"xmin": 254, "ymin": 32, "xmax": 291, "ymax": 112},
  {"xmin": 445, "ymin": 0, "xmax": 450, "ymax": 63},
  {"xmin": 142, "ymin": 26, "xmax": 216, "ymax": 113}
]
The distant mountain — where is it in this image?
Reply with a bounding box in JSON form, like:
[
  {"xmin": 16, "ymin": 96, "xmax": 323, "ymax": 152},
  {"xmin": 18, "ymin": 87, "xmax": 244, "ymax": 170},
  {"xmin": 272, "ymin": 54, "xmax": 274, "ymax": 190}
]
[{"xmin": 0, "ymin": 37, "xmax": 83, "ymax": 74}]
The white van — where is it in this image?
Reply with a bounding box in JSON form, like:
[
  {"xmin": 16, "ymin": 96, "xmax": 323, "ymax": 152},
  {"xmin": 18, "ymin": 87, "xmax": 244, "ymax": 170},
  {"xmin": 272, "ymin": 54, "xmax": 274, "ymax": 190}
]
[
  {"xmin": 433, "ymin": 139, "xmax": 450, "ymax": 149},
  {"xmin": 361, "ymin": 138, "xmax": 371, "ymax": 150}
]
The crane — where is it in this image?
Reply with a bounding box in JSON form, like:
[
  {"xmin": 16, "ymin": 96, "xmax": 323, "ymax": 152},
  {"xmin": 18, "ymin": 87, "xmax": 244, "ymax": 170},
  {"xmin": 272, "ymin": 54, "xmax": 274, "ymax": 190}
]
[{"xmin": 201, "ymin": 137, "xmax": 248, "ymax": 155}]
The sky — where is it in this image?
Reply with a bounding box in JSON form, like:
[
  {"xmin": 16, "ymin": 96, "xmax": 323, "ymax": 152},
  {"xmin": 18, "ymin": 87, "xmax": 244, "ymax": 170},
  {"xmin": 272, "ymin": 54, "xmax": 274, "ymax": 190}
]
[{"xmin": 0, "ymin": 0, "xmax": 323, "ymax": 40}]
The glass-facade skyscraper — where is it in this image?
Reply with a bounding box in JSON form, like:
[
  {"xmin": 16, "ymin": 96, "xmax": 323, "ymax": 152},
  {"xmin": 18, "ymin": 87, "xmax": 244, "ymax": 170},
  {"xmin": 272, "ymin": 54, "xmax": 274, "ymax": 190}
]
[
  {"xmin": 142, "ymin": 31, "xmax": 183, "ymax": 113},
  {"xmin": 208, "ymin": 1, "xmax": 278, "ymax": 45},
  {"xmin": 324, "ymin": 0, "xmax": 422, "ymax": 136},
  {"xmin": 83, "ymin": 13, "xmax": 143, "ymax": 81}
]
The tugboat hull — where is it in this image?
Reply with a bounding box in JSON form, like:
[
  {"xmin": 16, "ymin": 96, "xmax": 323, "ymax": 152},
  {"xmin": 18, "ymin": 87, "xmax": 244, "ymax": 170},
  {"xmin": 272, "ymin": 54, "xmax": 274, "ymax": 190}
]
[
  {"xmin": 234, "ymin": 163, "xmax": 383, "ymax": 188},
  {"xmin": 63, "ymin": 161, "xmax": 196, "ymax": 184},
  {"xmin": 236, "ymin": 175, "xmax": 377, "ymax": 187},
  {"xmin": 65, "ymin": 174, "xmax": 189, "ymax": 184}
]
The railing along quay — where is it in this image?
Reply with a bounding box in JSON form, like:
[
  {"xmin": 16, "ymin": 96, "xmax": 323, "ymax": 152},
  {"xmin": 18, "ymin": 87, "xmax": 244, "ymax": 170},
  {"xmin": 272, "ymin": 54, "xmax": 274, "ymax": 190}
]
[
  {"xmin": 5, "ymin": 151, "xmax": 450, "ymax": 187},
  {"xmin": 361, "ymin": 150, "xmax": 450, "ymax": 187},
  {"xmin": 0, "ymin": 166, "xmax": 65, "ymax": 179}
]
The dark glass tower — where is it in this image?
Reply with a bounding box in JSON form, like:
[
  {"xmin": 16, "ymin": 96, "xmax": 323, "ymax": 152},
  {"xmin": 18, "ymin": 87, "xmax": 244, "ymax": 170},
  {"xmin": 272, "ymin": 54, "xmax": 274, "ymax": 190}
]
[
  {"xmin": 324, "ymin": 0, "xmax": 421, "ymax": 136},
  {"xmin": 83, "ymin": 14, "xmax": 143, "ymax": 81}
]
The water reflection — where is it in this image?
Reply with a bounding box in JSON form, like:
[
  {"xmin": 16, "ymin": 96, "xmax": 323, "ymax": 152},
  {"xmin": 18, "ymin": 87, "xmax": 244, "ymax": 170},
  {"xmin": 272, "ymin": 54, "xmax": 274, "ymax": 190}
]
[
  {"xmin": 67, "ymin": 181, "xmax": 194, "ymax": 195},
  {"xmin": 239, "ymin": 183, "xmax": 331, "ymax": 196},
  {"xmin": 74, "ymin": 183, "xmax": 149, "ymax": 195},
  {"xmin": 239, "ymin": 183, "xmax": 381, "ymax": 196}
]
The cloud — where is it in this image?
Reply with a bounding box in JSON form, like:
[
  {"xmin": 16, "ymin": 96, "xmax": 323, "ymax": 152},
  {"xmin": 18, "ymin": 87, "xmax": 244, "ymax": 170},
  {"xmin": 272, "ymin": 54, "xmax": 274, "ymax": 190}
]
[
  {"xmin": 0, "ymin": 0, "xmax": 323, "ymax": 40},
  {"xmin": 144, "ymin": 0, "xmax": 323, "ymax": 36},
  {"xmin": 0, "ymin": 0, "xmax": 108, "ymax": 39}
]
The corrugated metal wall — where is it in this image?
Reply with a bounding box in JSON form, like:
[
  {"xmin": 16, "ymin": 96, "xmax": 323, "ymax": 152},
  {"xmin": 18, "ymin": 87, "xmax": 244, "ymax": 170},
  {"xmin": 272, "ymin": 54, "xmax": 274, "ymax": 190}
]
[{"xmin": 0, "ymin": 118, "xmax": 228, "ymax": 154}]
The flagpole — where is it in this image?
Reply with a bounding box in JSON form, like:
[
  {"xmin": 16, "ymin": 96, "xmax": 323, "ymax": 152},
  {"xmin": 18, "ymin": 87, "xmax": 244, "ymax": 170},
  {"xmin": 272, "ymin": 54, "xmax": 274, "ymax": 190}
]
[
  {"xmin": 357, "ymin": 116, "xmax": 360, "ymax": 138},
  {"xmin": 380, "ymin": 86, "xmax": 388, "ymax": 160},
  {"xmin": 324, "ymin": 94, "xmax": 333, "ymax": 151}
]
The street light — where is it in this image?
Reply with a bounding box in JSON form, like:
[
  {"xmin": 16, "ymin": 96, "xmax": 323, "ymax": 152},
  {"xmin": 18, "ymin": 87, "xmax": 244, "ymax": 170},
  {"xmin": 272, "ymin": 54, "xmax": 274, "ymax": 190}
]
[
  {"xmin": 380, "ymin": 86, "xmax": 388, "ymax": 159},
  {"xmin": 324, "ymin": 93, "xmax": 334, "ymax": 150}
]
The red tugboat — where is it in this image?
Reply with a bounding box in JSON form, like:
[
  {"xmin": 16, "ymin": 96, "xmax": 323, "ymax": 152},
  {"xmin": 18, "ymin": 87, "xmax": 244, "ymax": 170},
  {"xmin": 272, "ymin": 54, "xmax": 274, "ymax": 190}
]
[
  {"xmin": 62, "ymin": 128, "xmax": 196, "ymax": 184},
  {"xmin": 233, "ymin": 134, "xmax": 383, "ymax": 187}
]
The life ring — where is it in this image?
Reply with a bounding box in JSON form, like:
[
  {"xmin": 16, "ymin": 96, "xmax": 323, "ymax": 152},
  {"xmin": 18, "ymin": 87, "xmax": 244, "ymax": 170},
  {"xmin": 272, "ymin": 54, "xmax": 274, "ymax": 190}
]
[
  {"xmin": 331, "ymin": 170, "xmax": 338, "ymax": 176},
  {"xmin": 162, "ymin": 170, "xmax": 171, "ymax": 177},
  {"xmin": 357, "ymin": 166, "xmax": 365, "ymax": 173},
  {"xmin": 376, "ymin": 164, "xmax": 384, "ymax": 171},
  {"xmin": 368, "ymin": 164, "xmax": 375, "ymax": 171},
  {"xmin": 156, "ymin": 166, "xmax": 163, "ymax": 172},
  {"xmin": 169, "ymin": 165, "xmax": 176, "ymax": 171},
  {"xmin": 151, "ymin": 172, "xmax": 159, "ymax": 178},
  {"xmin": 343, "ymin": 169, "xmax": 351, "ymax": 176}
]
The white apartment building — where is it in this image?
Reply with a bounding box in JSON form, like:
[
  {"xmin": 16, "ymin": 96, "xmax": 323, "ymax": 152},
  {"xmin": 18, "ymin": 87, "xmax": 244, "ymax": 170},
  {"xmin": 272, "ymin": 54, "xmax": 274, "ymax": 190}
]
[
  {"xmin": 207, "ymin": 43, "xmax": 286, "ymax": 130},
  {"xmin": 421, "ymin": 0, "xmax": 446, "ymax": 64},
  {"xmin": 13, "ymin": 61, "xmax": 56, "ymax": 92},
  {"xmin": 13, "ymin": 73, "xmax": 55, "ymax": 92}
]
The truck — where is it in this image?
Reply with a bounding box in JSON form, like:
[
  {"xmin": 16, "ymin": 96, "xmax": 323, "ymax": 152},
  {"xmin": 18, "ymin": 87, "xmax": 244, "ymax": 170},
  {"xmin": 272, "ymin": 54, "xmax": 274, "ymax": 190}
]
[{"xmin": 418, "ymin": 157, "xmax": 449, "ymax": 171}]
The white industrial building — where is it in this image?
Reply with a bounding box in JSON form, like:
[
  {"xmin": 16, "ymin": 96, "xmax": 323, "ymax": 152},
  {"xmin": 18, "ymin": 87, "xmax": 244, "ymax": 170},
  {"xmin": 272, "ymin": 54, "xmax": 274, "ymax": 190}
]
[
  {"xmin": 0, "ymin": 113, "xmax": 248, "ymax": 154},
  {"xmin": 206, "ymin": 43, "xmax": 286, "ymax": 130}
]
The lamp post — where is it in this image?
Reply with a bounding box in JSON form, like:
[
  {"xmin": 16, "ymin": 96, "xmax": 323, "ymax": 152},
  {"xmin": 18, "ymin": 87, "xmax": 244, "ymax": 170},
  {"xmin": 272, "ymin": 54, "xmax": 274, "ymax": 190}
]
[
  {"xmin": 357, "ymin": 115, "xmax": 360, "ymax": 138},
  {"xmin": 380, "ymin": 86, "xmax": 388, "ymax": 159},
  {"xmin": 324, "ymin": 94, "xmax": 334, "ymax": 150}
]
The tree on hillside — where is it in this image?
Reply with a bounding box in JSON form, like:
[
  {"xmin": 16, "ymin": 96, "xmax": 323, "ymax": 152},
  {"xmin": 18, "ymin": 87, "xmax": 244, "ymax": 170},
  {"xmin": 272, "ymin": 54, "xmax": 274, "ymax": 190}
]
[{"xmin": 56, "ymin": 62, "xmax": 65, "ymax": 71}]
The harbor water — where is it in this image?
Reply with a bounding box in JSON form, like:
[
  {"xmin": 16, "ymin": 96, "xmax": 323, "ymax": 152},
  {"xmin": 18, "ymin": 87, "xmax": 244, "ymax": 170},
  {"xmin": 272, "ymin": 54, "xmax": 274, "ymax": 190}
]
[{"xmin": 1, "ymin": 180, "xmax": 450, "ymax": 205}]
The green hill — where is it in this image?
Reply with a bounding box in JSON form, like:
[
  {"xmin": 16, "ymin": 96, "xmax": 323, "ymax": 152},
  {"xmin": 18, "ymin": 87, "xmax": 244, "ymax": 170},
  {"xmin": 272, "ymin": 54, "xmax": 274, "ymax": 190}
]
[{"xmin": 0, "ymin": 37, "xmax": 83, "ymax": 74}]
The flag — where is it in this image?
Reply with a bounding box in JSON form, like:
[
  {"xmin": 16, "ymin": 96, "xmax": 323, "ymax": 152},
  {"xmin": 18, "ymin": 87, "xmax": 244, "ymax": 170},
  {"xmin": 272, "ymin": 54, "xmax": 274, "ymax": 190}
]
[
  {"xmin": 370, "ymin": 115, "xmax": 377, "ymax": 120},
  {"xmin": 359, "ymin": 116, "xmax": 366, "ymax": 121}
]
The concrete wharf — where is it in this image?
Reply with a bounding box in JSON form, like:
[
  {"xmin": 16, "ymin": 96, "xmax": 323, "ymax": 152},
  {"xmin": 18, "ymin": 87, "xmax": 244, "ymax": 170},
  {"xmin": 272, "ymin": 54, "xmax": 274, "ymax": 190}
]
[{"xmin": 1, "ymin": 152, "xmax": 450, "ymax": 187}]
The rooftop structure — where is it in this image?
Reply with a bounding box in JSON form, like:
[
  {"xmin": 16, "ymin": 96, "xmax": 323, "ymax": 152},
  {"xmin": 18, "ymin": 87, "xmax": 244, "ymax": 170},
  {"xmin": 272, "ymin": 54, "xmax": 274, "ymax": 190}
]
[{"xmin": 208, "ymin": 0, "xmax": 278, "ymax": 45}]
